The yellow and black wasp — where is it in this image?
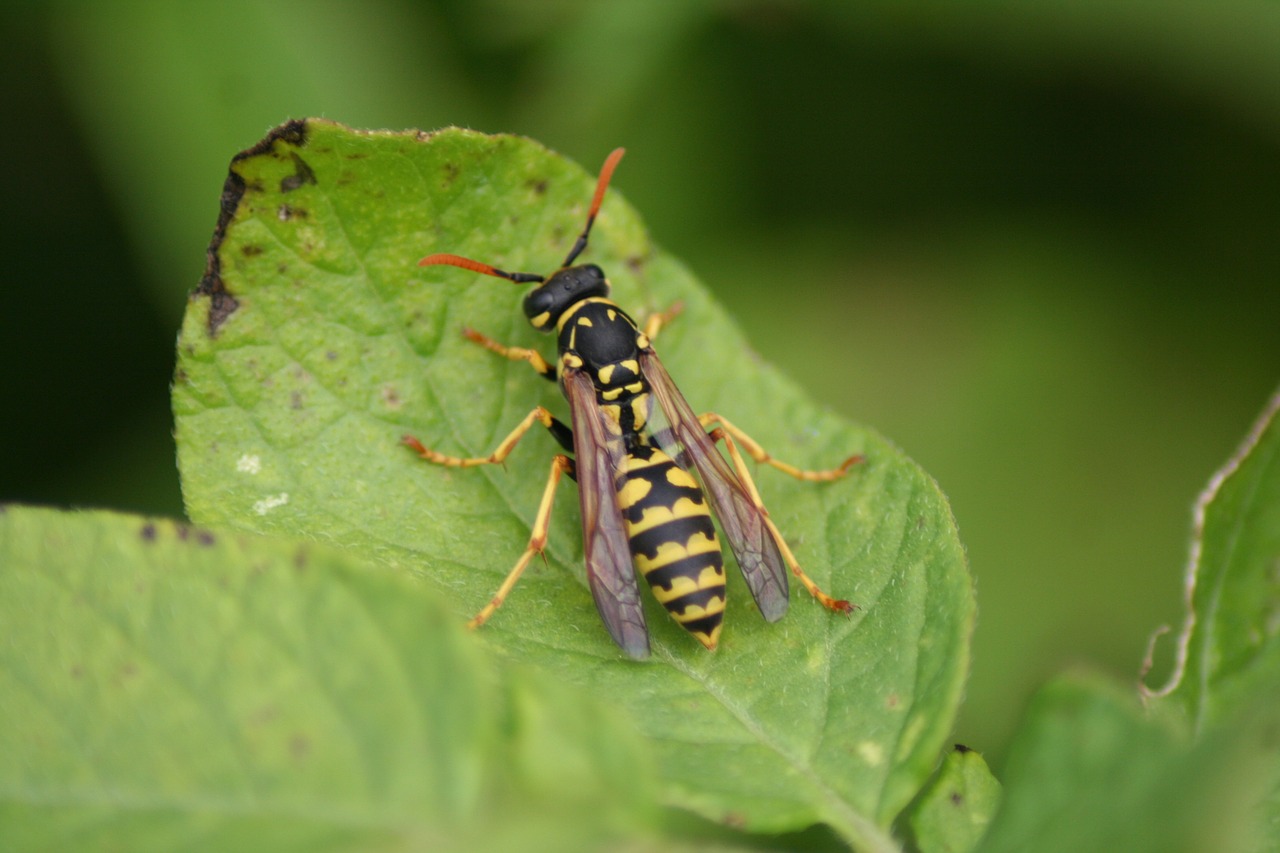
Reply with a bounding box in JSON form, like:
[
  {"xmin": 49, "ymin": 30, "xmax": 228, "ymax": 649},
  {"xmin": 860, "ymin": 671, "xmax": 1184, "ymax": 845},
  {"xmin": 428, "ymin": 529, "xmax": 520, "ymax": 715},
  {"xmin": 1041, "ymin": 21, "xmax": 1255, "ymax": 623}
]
[{"xmin": 404, "ymin": 148, "xmax": 861, "ymax": 658}]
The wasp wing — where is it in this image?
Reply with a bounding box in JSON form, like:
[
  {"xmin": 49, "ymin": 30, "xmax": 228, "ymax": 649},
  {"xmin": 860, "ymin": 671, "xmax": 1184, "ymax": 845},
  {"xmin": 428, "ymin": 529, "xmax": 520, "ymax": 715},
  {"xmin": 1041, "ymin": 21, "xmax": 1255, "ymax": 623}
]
[
  {"xmin": 563, "ymin": 366, "xmax": 651, "ymax": 658},
  {"xmin": 641, "ymin": 350, "xmax": 790, "ymax": 622}
]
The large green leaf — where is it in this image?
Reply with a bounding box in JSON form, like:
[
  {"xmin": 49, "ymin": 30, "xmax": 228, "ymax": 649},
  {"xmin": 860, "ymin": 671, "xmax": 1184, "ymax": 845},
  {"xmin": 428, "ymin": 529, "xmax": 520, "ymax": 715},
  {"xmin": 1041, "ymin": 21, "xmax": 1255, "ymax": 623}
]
[
  {"xmin": 0, "ymin": 505, "xmax": 650, "ymax": 851},
  {"xmin": 173, "ymin": 121, "xmax": 973, "ymax": 847}
]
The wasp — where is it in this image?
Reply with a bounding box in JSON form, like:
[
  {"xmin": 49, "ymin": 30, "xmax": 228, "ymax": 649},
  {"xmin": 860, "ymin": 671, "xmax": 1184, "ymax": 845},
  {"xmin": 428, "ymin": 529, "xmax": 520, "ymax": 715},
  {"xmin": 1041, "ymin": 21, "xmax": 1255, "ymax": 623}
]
[{"xmin": 404, "ymin": 148, "xmax": 861, "ymax": 658}]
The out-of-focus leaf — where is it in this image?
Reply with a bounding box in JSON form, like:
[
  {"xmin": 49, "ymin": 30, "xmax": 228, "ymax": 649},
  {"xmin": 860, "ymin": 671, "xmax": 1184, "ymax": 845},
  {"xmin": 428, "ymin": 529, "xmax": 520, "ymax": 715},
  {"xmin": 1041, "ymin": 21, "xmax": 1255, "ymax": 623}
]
[
  {"xmin": 1142, "ymin": 390, "xmax": 1280, "ymax": 729},
  {"xmin": 1135, "ymin": 389, "xmax": 1280, "ymax": 850},
  {"xmin": 975, "ymin": 672, "xmax": 1265, "ymax": 853},
  {"xmin": 0, "ymin": 505, "xmax": 650, "ymax": 852}
]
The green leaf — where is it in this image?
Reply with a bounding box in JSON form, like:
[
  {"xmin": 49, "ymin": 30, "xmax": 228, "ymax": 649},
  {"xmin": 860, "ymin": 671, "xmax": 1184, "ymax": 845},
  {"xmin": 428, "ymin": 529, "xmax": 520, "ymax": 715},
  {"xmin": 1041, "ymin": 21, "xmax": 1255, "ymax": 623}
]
[
  {"xmin": 1135, "ymin": 389, "xmax": 1280, "ymax": 849},
  {"xmin": 975, "ymin": 672, "xmax": 1266, "ymax": 853},
  {"xmin": 173, "ymin": 121, "xmax": 973, "ymax": 847},
  {"xmin": 0, "ymin": 505, "xmax": 650, "ymax": 851},
  {"xmin": 978, "ymin": 397, "xmax": 1280, "ymax": 853},
  {"xmin": 1142, "ymin": 389, "xmax": 1280, "ymax": 729},
  {"xmin": 905, "ymin": 746, "xmax": 1001, "ymax": 853}
]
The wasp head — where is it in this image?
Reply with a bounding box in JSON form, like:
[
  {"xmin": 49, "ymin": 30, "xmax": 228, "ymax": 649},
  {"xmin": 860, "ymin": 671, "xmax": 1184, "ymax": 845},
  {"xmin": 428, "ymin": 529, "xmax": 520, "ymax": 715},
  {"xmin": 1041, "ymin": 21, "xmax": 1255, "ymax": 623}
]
[{"xmin": 522, "ymin": 264, "xmax": 609, "ymax": 331}]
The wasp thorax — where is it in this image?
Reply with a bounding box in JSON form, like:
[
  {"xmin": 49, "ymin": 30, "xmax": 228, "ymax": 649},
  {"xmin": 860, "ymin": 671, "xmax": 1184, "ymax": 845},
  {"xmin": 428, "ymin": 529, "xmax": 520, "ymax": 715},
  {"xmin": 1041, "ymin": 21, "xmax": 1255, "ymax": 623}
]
[{"xmin": 522, "ymin": 264, "xmax": 610, "ymax": 331}]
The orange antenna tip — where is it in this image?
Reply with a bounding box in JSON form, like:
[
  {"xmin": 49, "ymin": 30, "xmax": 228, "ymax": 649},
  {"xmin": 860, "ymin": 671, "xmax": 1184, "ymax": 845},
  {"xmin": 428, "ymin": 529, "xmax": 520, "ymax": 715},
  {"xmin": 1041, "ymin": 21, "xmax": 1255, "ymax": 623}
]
[
  {"xmin": 419, "ymin": 252, "xmax": 544, "ymax": 284},
  {"xmin": 561, "ymin": 147, "xmax": 627, "ymax": 267}
]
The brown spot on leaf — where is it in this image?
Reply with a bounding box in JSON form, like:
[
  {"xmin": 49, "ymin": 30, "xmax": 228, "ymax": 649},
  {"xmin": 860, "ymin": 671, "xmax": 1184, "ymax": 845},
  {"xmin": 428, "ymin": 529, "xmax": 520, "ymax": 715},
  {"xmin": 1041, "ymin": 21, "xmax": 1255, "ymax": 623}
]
[
  {"xmin": 249, "ymin": 705, "xmax": 278, "ymax": 726},
  {"xmin": 140, "ymin": 522, "xmax": 157, "ymax": 541},
  {"xmin": 441, "ymin": 161, "xmax": 459, "ymax": 189},
  {"xmin": 241, "ymin": 244, "xmax": 264, "ymax": 257},
  {"xmin": 381, "ymin": 384, "xmax": 402, "ymax": 410},
  {"xmin": 280, "ymin": 152, "xmax": 317, "ymax": 192}
]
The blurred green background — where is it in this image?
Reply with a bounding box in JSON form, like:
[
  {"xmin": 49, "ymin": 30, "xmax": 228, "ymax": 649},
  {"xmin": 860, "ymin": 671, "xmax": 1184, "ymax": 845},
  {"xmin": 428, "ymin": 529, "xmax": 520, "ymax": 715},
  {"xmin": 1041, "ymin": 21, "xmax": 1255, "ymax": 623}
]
[{"xmin": 3, "ymin": 1, "xmax": 1277, "ymax": 768}]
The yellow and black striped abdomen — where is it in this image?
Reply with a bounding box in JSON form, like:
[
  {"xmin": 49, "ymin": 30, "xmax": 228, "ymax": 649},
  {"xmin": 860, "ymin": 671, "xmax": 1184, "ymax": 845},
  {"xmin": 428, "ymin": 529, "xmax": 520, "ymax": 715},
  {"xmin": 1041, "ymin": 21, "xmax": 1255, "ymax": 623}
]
[{"xmin": 616, "ymin": 445, "xmax": 726, "ymax": 650}]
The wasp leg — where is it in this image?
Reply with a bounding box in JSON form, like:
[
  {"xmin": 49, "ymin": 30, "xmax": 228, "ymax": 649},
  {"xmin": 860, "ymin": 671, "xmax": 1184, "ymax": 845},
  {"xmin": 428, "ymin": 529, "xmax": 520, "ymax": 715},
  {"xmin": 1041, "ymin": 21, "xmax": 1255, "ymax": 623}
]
[
  {"xmin": 698, "ymin": 412, "xmax": 863, "ymax": 481},
  {"xmin": 403, "ymin": 406, "xmax": 561, "ymax": 467},
  {"xmin": 641, "ymin": 300, "xmax": 684, "ymax": 341},
  {"xmin": 709, "ymin": 427, "xmax": 856, "ymax": 615},
  {"xmin": 462, "ymin": 326, "xmax": 556, "ymax": 381},
  {"xmin": 469, "ymin": 454, "xmax": 576, "ymax": 630}
]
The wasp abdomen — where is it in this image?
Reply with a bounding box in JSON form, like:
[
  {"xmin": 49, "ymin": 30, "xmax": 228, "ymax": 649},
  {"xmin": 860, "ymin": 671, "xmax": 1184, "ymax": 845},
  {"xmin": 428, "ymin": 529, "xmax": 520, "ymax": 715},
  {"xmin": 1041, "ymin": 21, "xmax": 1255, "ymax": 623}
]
[{"xmin": 616, "ymin": 446, "xmax": 726, "ymax": 649}]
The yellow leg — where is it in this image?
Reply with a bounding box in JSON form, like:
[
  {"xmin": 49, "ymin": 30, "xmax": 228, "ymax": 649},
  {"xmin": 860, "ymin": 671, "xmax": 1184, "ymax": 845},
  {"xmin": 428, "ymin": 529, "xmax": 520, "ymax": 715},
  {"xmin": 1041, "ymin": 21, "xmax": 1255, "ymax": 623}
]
[
  {"xmin": 642, "ymin": 300, "xmax": 684, "ymax": 341},
  {"xmin": 462, "ymin": 326, "xmax": 554, "ymax": 379},
  {"xmin": 710, "ymin": 428, "xmax": 856, "ymax": 615},
  {"xmin": 468, "ymin": 454, "xmax": 573, "ymax": 629},
  {"xmin": 698, "ymin": 412, "xmax": 862, "ymax": 481},
  {"xmin": 403, "ymin": 406, "xmax": 555, "ymax": 467}
]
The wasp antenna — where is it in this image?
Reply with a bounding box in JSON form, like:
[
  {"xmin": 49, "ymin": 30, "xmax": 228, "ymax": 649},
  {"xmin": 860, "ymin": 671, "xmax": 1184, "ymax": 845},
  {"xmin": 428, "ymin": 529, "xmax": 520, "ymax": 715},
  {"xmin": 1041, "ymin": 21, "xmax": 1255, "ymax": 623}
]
[
  {"xmin": 419, "ymin": 253, "xmax": 544, "ymax": 284},
  {"xmin": 562, "ymin": 147, "xmax": 626, "ymax": 268}
]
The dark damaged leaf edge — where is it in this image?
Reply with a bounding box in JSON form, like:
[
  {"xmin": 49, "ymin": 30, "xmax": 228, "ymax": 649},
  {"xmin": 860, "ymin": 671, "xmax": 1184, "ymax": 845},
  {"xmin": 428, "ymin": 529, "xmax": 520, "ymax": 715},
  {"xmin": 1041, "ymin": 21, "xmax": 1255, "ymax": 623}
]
[{"xmin": 193, "ymin": 119, "xmax": 311, "ymax": 337}]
